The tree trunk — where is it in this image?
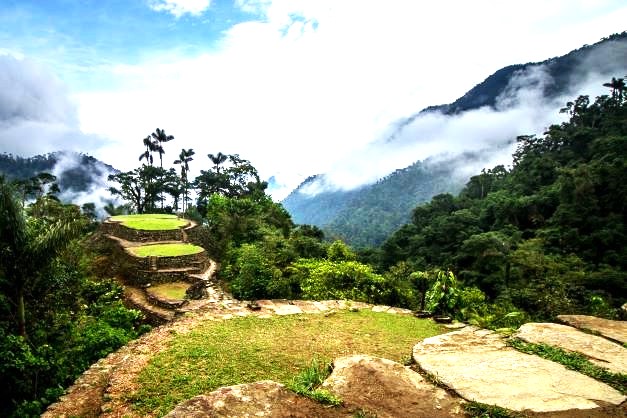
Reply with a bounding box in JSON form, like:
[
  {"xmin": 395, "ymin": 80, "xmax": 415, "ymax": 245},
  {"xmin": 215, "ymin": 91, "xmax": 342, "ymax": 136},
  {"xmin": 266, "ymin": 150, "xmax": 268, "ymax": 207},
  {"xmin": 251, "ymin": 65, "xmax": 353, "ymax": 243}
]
[{"xmin": 17, "ymin": 286, "xmax": 26, "ymax": 338}]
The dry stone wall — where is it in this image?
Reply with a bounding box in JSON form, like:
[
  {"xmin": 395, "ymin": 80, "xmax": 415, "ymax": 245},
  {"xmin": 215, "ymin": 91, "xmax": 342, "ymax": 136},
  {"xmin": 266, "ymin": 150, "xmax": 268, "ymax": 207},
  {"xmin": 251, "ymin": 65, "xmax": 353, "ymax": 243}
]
[{"xmin": 101, "ymin": 221, "xmax": 186, "ymax": 242}]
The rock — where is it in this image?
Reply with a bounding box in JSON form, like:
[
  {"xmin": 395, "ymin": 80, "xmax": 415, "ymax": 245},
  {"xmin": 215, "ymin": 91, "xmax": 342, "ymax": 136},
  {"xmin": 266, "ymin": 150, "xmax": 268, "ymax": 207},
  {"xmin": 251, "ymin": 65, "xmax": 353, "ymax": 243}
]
[
  {"xmin": 164, "ymin": 380, "xmax": 344, "ymax": 418},
  {"xmin": 185, "ymin": 281, "xmax": 208, "ymax": 300},
  {"xmin": 413, "ymin": 326, "xmax": 626, "ymax": 413},
  {"xmin": 444, "ymin": 322, "xmax": 467, "ymax": 329},
  {"xmin": 322, "ymin": 355, "xmax": 465, "ymax": 418},
  {"xmin": 558, "ymin": 315, "xmax": 627, "ymax": 344},
  {"xmin": 517, "ymin": 322, "xmax": 627, "ymax": 374}
]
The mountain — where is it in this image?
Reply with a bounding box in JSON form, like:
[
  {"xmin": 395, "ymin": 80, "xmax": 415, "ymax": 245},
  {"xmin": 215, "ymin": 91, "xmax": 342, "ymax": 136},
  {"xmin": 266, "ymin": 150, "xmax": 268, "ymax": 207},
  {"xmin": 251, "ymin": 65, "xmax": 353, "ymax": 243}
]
[
  {"xmin": 0, "ymin": 151, "xmax": 118, "ymax": 195},
  {"xmin": 282, "ymin": 32, "xmax": 627, "ymax": 248}
]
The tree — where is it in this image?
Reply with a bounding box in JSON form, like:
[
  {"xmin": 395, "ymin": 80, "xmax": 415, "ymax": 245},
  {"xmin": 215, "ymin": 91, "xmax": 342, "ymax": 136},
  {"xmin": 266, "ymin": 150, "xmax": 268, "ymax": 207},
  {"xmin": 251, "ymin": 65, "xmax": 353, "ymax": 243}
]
[
  {"xmin": 194, "ymin": 153, "xmax": 267, "ymax": 209},
  {"xmin": 603, "ymin": 77, "xmax": 625, "ymax": 104},
  {"xmin": 151, "ymin": 128, "xmax": 175, "ymax": 169},
  {"xmin": 108, "ymin": 166, "xmax": 165, "ymax": 213},
  {"xmin": 0, "ymin": 178, "xmax": 85, "ymax": 337},
  {"xmin": 173, "ymin": 148, "xmax": 195, "ymax": 212},
  {"xmin": 139, "ymin": 136, "xmax": 156, "ymax": 166},
  {"xmin": 208, "ymin": 152, "xmax": 228, "ymax": 173}
]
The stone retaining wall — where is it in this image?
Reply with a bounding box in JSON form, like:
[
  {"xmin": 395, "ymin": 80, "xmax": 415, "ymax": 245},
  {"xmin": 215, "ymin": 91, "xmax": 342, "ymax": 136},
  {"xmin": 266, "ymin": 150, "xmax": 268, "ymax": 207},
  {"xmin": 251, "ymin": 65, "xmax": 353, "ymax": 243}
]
[{"xmin": 101, "ymin": 221, "xmax": 186, "ymax": 242}]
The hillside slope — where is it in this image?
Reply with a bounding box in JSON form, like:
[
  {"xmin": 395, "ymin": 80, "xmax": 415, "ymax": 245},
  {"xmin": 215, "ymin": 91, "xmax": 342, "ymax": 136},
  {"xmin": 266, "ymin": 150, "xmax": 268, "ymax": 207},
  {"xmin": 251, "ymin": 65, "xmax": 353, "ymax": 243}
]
[{"xmin": 282, "ymin": 32, "xmax": 627, "ymax": 247}]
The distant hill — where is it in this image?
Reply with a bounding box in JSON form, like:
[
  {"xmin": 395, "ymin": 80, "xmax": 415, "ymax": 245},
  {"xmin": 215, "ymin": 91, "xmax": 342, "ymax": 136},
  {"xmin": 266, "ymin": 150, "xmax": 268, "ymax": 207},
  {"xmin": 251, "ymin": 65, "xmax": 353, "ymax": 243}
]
[
  {"xmin": 0, "ymin": 151, "xmax": 117, "ymax": 194},
  {"xmin": 282, "ymin": 32, "xmax": 627, "ymax": 247}
]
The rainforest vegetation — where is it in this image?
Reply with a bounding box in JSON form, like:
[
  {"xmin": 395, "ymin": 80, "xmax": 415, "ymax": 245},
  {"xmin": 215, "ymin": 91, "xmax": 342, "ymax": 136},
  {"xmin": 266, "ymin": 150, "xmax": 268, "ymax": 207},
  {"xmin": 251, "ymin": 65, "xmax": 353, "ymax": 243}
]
[{"xmin": 0, "ymin": 80, "xmax": 625, "ymax": 416}]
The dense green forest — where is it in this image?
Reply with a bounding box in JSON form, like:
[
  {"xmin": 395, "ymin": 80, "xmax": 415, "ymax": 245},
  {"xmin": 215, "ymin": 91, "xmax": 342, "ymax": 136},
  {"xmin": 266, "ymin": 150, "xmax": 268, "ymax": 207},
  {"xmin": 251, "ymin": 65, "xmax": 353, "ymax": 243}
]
[
  {"xmin": 376, "ymin": 79, "xmax": 627, "ymax": 318},
  {"xmin": 1, "ymin": 80, "xmax": 625, "ymax": 417}
]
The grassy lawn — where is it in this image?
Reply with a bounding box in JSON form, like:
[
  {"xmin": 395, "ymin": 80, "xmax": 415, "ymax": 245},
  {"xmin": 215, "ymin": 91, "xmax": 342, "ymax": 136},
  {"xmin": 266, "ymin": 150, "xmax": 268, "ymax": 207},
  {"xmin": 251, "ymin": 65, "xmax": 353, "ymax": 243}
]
[
  {"xmin": 131, "ymin": 310, "xmax": 444, "ymax": 415},
  {"xmin": 147, "ymin": 282, "xmax": 190, "ymax": 300},
  {"xmin": 130, "ymin": 243, "xmax": 204, "ymax": 257},
  {"xmin": 110, "ymin": 214, "xmax": 188, "ymax": 230}
]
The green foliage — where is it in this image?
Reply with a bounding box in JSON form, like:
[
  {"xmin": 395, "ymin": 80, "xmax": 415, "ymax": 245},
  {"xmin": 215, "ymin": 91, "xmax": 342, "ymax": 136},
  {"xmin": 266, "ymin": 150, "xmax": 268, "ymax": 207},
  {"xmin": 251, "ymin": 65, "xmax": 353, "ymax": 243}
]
[
  {"xmin": 288, "ymin": 259, "xmax": 387, "ymax": 303},
  {"xmin": 287, "ymin": 359, "xmax": 342, "ymax": 406},
  {"xmin": 380, "ymin": 82, "xmax": 627, "ymax": 320},
  {"xmin": 508, "ymin": 339, "xmax": 627, "ymax": 394},
  {"xmin": 464, "ymin": 401, "xmax": 519, "ymax": 418},
  {"xmin": 0, "ymin": 183, "xmax": 148, "ymax": 416},
  {"xmin": 226, "ymin": 243, "xmax": 282, "ymax": 300},
  {"xmin": 327, "ymin": 240, "xmax": 356, "ymax": 261}
]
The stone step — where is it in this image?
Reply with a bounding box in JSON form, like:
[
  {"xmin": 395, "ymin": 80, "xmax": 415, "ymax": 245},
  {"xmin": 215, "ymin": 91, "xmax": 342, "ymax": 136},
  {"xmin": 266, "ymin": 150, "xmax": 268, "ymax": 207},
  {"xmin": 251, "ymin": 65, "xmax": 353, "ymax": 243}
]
[
  {"xmin": 412, "ymin": 326, "xmax": 626, "ymax": 414},
  {"xmin": 124, "ymin": 286, "xmax": 174, "ymax": 324}
]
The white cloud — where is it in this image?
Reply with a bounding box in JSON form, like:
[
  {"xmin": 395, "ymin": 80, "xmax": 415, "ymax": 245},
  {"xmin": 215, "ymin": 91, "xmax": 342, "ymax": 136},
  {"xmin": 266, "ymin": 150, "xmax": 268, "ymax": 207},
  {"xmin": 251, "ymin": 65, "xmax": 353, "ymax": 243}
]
[
  {"xmin": 64, "ymin": 1, "xmax": 627, "ymax": 199},
  {"xmin": 148, "ymin": 0, "xmax": 212, "ymax": 18}
]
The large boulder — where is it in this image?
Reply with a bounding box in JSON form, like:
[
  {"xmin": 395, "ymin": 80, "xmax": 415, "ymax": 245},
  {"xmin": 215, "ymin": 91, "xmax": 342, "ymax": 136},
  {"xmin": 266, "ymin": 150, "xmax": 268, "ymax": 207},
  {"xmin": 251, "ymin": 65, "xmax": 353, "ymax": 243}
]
[
  {"xmin": 322, "ymin": 355, "xmax": 465, "ymax": 418},
  {"xmin": 413, "ymin": 326, "xmax": 626, "ymax": 413},
  {"xmin": 163, "ymin": 380, "xmax": 344, "ymax": 418},
  {"xmin": 516, "ymin": 322, "xmax": 627, "ymax": 374},
  {"xmin": 558, "ymin": 315, "xmax": 627, "ymax": 344}
]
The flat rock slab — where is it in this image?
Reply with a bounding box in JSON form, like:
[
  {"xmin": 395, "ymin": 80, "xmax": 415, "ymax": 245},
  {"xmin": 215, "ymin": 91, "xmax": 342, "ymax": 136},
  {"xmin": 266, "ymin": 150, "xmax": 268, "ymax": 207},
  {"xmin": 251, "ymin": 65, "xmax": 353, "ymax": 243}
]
[
  {"xmin": 323, "ymin": 355, "xmax": 465, "ymax": 418},
  {"xmin": 517, "ymin": 322, "xmax": 627, "ymax": 374},
  {"xmin": 413, "ymin": 326, "xmax": 626, "ymax": 413},
  {"xmin": 164, "ymin": 380, "xmax": 345, "ymax": 418},
  {"xmin": 558, "ymin": 315, "xmax": 627, "ymax": 344}
]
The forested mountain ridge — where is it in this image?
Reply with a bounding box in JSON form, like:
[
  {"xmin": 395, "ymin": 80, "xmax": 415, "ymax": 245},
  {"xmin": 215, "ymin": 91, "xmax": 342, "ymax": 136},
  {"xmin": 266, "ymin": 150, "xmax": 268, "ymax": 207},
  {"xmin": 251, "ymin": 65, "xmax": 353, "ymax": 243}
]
[
  {"xmin": 0, "ymin": 151, "xmax": 117, "ymax": 193},
  {"xmin": 412, "ymin": 32, "xmax": 627, "ymax": 117},
  {"xmin": 282, "ymin": 32, "xmax": 627, "ymax": 248},
  {"xmin": 379, "ymin": 81, "xmax": 627, "ymax": 317}
]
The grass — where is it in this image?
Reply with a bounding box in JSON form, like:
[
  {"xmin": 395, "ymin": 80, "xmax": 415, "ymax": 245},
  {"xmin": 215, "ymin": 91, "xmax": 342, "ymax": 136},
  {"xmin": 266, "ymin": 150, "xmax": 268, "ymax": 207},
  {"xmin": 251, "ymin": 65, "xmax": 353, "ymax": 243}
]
[
  {"xmin": 130, "ymin": 310, "xmax": 443, "ymax": 416},
  {"xmin": 286, "ymin": 359, "xmax": 342, "ymax": 405},
  {"xmin": 508, "ymin": 339, "xmax": 627, "ymax": 394},
  {"xmin": 110, "ymin": 214, "xmax": 188, "ymax": 230},
  {"xmin": 147, "ymin": 282, "xmax": 190, "ymax": 300},
  {"xmin": 464, "ymin": 401, "xmax": 520, "ymax": 418},
  {"xmin": 129, "ymin": 243, "xmax": 204, "ymax": 257}
]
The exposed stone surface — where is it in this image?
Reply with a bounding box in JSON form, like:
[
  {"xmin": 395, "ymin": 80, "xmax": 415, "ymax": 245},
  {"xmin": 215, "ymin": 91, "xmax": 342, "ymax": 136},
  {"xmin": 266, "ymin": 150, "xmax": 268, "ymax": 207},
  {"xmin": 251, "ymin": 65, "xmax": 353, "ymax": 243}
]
[
  {"xmin": 413, "ymin": 326, "xmax": 626, "ymax": 413},
  {"xmin": 164, "ymin": 381, "xmax": 345, "ymax": 418},
  {"xmin": 517, "ymin": 322, "xmax": 627, "ymax": 374},
  {"xmin": 323, "ymin": 355, "xmax": 465, "ymax": 418},
  {"xmin": 558, "ymin": 314, "xmax": 627, "ymax": 344}
]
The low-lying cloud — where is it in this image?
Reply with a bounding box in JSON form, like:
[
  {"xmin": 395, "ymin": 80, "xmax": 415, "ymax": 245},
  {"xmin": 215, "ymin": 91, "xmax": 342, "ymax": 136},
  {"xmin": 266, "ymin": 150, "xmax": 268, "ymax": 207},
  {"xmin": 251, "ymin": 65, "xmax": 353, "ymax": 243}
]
[{"xmin": 301, "ymin": 42, "xmax": 626, "ymax": 196}]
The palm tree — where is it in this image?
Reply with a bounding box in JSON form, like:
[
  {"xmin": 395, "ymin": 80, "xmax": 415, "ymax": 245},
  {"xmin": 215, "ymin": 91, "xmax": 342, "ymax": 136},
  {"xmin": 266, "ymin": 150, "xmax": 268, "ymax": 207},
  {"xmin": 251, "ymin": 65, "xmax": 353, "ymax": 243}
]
[
  {"xmin": 151, "ymin": 128, "xmax": 175, "ymax": 169},
  {"xmin": 208, "ymin": 152, "xmax": 228, "ymax": 173},
  {"xmin": 174, "ymin": 148, "xmax": 195, "ymax": 212},
  {"xmin": 603, "ymin": 77, "xmax": 625, "ymax": 103},
  {"xmin": 139, "ymin": 136, "xmax": 155, "ymax": 166},
  {"xmin": 0, "ymin": 178, "xmax": 84, "ymax": 337}
]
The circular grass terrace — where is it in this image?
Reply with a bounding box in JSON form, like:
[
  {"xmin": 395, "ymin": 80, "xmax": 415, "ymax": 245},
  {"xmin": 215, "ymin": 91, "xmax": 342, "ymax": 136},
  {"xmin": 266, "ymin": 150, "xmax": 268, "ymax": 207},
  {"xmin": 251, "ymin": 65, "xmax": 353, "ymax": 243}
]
[
  {"xmin": 128, "ymin": 243, "xmax": 205, "ymax": 257},
  {"xmin": 146, "ymin": 282, "xmax": 189, "ymax": 301},
  {"xmin": 109, "ymin": 214, "xmax": 189, "ymax": 231}
]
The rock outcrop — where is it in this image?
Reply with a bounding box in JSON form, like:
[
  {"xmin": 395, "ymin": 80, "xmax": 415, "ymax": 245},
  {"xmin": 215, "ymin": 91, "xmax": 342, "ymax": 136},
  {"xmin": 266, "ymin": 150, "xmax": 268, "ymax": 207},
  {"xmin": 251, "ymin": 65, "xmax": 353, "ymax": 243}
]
[
  {"xmin": 558, "ymin": 314, "xmax": 627, "ymax": 344},
  {"xmin": 412, "ymin": 326, "xmax": 626, "ymax": 413},
  {"xmin": 517, "ymin": 322, "xmax": 627, "ymax": 374},
  {"xmin": 164, "ymin": 381, "xmax": 344, "ymax": 418},
  {"xmin": 322, "ymin": 355, "xmax": 465, "ymax": 418}
]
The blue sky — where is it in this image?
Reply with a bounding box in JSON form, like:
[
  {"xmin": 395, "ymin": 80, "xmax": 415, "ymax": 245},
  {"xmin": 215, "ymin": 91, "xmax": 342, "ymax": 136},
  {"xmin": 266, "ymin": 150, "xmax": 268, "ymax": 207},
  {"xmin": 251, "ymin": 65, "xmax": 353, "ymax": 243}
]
[{"xmin": 1, "ymin": 0, "xmax": 627, "ymax": 200}]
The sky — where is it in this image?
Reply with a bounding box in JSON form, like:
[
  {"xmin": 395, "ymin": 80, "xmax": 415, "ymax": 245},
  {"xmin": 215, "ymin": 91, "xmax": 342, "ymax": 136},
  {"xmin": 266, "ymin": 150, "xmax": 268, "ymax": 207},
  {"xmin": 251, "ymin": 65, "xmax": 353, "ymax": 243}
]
[{"xmin": 0, "ymin": 0, "xmax": 626, "ymax": 200}]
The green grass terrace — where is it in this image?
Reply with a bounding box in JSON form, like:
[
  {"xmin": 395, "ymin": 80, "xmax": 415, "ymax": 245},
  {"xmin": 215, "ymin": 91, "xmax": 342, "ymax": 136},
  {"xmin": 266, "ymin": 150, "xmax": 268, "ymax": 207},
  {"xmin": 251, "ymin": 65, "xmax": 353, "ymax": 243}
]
[
  {"xmin": 109, "ymin": 214, "xmax": 189, "ymax": 230},
  {"xmin": 129, "ymin": 243, "xmax": 204, "ymax": 257},
  {"xmin": 131, "ymin": 310, "xmax": 444, "ymax": 415}
]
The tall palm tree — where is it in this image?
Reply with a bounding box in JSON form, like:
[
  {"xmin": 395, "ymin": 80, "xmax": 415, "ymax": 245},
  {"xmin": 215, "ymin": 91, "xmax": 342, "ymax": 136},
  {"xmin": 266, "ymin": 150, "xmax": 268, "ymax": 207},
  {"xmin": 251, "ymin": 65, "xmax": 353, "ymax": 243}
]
[
  {"xmin": 603, "ymin": 77, "xmax": 625, "ymax": 103},
  {"xmin": 151, "ymin": 128, "xmax": 175, "ymax": 168},
  {"xmin": 0, "ymin": 179, "xmax": 84, "ymax": 337},
  {"xmin": 174, "ymin": 148, "xmax": 195, "ymax": 212},
  {"xmin": 139, "ymin": 136, "xmax": 156, "ymax": 166},
  {"xmin": 208, "ymin": 152, "xmax": 228, "ymax": 173}
]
